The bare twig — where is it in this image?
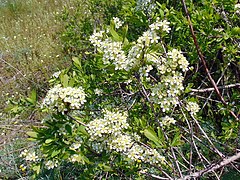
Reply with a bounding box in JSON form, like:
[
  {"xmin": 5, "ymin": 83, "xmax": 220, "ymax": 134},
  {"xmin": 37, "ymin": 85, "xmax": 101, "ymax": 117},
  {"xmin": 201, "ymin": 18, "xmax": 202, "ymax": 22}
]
[
  {"xmin": 67, "ymin": 114, "xmax": 87, "ymax": 126},
  {"xmin": 191, "ymin": 114, "xmax": 224, "ymax": 158},
  {"xmin": 139, "ymin": 170, "xmax": 172, "ymax": 180},
  {"xmin": 180, "ymin": 152, "xmax": 240, "ymax": 179},
  {"xmin": 191, "ymin": 83, "xmax": 240, "ymax": 93}
]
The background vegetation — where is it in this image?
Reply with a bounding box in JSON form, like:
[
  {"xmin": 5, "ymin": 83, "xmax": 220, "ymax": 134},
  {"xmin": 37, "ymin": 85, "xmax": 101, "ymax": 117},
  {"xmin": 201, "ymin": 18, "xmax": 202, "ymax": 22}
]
[{"xmin": 0, "ymin": 0, "xmax": 239, "ymax": 179}]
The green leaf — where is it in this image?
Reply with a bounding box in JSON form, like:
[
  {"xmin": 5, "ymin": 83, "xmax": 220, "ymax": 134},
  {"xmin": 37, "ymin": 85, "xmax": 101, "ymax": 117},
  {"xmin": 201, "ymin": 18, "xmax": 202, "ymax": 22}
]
[
  {"xmin": 171, "ymin": 133, "xmax": 182, "ymax": 147},
  {"xmin": 26, "ymin": 131, "xmax": 38, "ymax": 138},
  {"xmin": 72, "ymin": 153, "xmax": 90, "ymax": 164},
  {"xmin": 144, "ymin": 128, "xmax": 161, "ymax": 146},
  {"xmin": 72, "ymin": 57, "xmax": 82, "ymax": 69},
  {"xmin": 68, "ymin": 78, "xmax": 75, "ymax": 87},
  {"xmin": 45, "ymin": 139, "xmax": 54, "ymax": 144},
  {"xmin": 185, "ymin": 83, "xmax": 194, "ymax": 93},
  {"xmin": 157, "ymin": 127, "xmax": 165, "ymax": 142},
  {"xmin": 65, "ymin": 124, "xmax": 72, "ymax": 135},
  {"xmin": 98, "ymin": 163, "xmax": 113, "ymax": 172},
  {"xmin": 78, "ymin": 125, "xmax": 89, "ymax": 136},
  {"xmin": 110, "ymin": 22, "xmax": 122, "ymax": 41},
  {"xmin": 60, "ymin": 74, "xmax": 69, "ymax": 87},
  {"xmin": 51, "ymin": 149, "xmax": 61, "ymax": 157},
  {"xmin": 231, "ymin": 27, "xmax": 240, "ymax": 35},
  {"xmin": 122, "ymin": 25, "xmax": 129, "ymax": 46},
  {"xmin": 30, "ymin": 89, "xmax": 37, "ymax": 103},
  {"xmin": 32, "ymin": 164, "xmax": 41, "ymax": 174}
]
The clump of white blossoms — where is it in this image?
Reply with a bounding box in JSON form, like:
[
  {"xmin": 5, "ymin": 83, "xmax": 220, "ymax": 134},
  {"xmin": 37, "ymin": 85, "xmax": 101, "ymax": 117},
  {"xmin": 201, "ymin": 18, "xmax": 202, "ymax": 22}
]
[
  {"xmin": 90, "ymin": 16, "xmax": 189, "ymax": 113},
  {"xmin": 69, "ymin": 142, "xmax": 82, "ymax": 151},
  {"xmin": 20, "ymin": 150, "xmax": 38, "ymax": 162},
  {"xmin": 86, "ymin": 109, "xmax": 165, "ymax": 165},
  {"xmin": 127, "ymin": 143, "xmax": 165, "ymax": 165},
  {"xmin": 186, "ymin": 101, "xmax": 200, "ymax": 115},
  {"xmin": 235, "ymin": 3, "xmax": 240, "ymax": 14},
  {"xmin": 87, "ymin": 110, "xmax": 129, "ymax": 140},
  {"xmin": 42, "ymin": 84, "xmax": 86, "ymax": 112},
  {"xmin": 161, "ymin": 116, "xmax": 176, "ymax": 127},
  {"xmin": 136, "ymin": 0, "xmax": 156, "ymax": 14},
  {"xmin": 69, "ymin": 154, "xmax": 81, "ymax": 163},
  {"xmin": 151, "ymin": 73, "xmax": 185, "ymax": 112},
  {"xmin": 89, "ymin": 17, "xmax": 171, "ymax": 71},
  {"xmin": 113, "ymin": 17, "xmax": 124, "ymax": 29},
  {"xmin": 51, "ymin": 70, "xmax": 61, "ymax": 78},
  {"xmin": 45, "ymin": 159, "xmax": 58, "ymax": 169}
]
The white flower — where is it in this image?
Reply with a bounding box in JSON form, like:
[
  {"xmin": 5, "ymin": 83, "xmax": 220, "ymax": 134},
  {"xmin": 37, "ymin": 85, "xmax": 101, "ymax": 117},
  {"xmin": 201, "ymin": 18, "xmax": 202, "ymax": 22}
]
[
  {"xmin": 235, "ymin": 3, "xmax": 240, "ymax": 9},
  {"xmin": 89, "ymin": 31, "xmax": 105, "ymax": 47},
  {"xmin": 46, "ymin": 160, "xmax": 58, "ymax": 169},
  {"xmin": 161, "ymin": 116, "xmax": 176, "ymax": 126},
  {"xmin": 94, "ymin": 88, "xmax": 103, "ymax": 96},
  {"xmin": 19, "ymin": 149, "xmax": 28, "ymax": 158},
  {"xmin": 25, "ymin": 152, "xmax": 38, "ymax": 162},
  {"xmin": 70, "ymin": 143, "xmax": 81, "ymax": 151},
  {"xmin": 113, "ymin": 17, "xmax": 124, "ymax": 29},
  {"xmin": 186, "ymin": 102, "xmax": 200, "ymax": 115},
  {"xmin": 69, "ymin": 154, "xmax": 80, "ymax": 163},
  {"xmin": 160, "ymin": 20, "xmax": 171, "ymax": 33},
  {"xmin": 235, "ymin": 3, "xmax": 240, "ymax": 13},
  {"xmin": 52, "ymin": 71, "xmax": 61, "ymax": 78}
]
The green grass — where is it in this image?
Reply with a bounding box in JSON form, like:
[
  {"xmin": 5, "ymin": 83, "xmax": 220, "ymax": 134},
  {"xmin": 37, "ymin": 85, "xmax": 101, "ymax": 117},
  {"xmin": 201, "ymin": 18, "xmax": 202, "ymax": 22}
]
[
  {"xmin": 0, "ymin": 0, "xmax": 76, "ymax": 108},
  {"xmin": 0, "ymin": 0, "xmax": 78, "ymax": 178}
]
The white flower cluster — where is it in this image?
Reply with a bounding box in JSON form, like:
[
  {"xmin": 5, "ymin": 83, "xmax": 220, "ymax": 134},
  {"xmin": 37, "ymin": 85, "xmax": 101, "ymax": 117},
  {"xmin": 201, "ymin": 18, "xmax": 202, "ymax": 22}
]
[
  {"xmin": 69, "ymin": 154, "xmax": 81, "ymax": 163},
  {"xmin": 90, "ymin": 18, "xmax": 189, "ymax": 113},
  {"xmin": 167, "ymin": 49, "xmax": 189, "ymax": 72},
  {"xmin": 45, "ymin": 159, "xmax": 58, "ymax": 169},
  {"xmin": 136, "ymin": 0, "xmax": 156, "ymax": 14},
  {"xmin": 90, "ymin": 32, "xmax": 134, "ymax": 70},
  {"xmin": 94, "ymin": 88, "xmax": 103, "ymax": 96},
  {"xmin": 70, "ymin": 142, "xmax": 82, "ymax": 151},
  {"xmin": 186, "ymin": 101, "xmax": 200, "ymax": 115},
  {"xmin": 137, "ymin": 19, "xmax": 170, "ymax": 48},
  {"xmin": 149, "ymin": 18, "xmax": 171, "ymax": 33},
  {"xmin": 108, "ymin": 134, "xmax": 133, "ymax": 152},
  {"xmin": 51, "ymin": 71, "xmax": 61, "ymax": 78},
  {"xmin": 235, "ymin": 3, "xmax": 240, "ymax": 13},
  {"xmin": 113, "ymin": 17, "xmax": 124, "ymax": 29},
  {"xmin": 42, "ymin": 84, "xmax": 86, "ymax": 112},
  {"xmin": 161, "ymin": 116, "xmax": 176, "ymax": 127},
  {"xmin": 127, "ymin": 144, "xmax": 165, "ymax": 165},
  {"xmin": 87, "ymin": 110, "xmax": 129, "ymax": 140},
  {"xmin": 151, "ymin": 73, "xmax": 184, "ymax": 112},
  {"xmin": 20, "ymin": 150, "xmax": 38, "ymax": 162},
  {"xmin": 89, "ymin": 17, "xmax": 171, "ymax": 71},
  {"xmin": 91, "ymin": 142, "xmax": 105, "ymax": 154},
  {"xmin": 87, "ymin": 110, "xmax": 165, "ymax": 165}
]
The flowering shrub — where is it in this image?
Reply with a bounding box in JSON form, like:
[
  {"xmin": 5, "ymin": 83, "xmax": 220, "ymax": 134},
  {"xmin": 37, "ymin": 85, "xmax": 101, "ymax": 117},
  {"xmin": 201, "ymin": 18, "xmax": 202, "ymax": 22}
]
[
  {"xmin": 18, "ymin": 0, "xmax": 240, "ymax": 179},
  {"xmin": 20, "ymin": 14, "xmax": 195, "ymax": 178}
]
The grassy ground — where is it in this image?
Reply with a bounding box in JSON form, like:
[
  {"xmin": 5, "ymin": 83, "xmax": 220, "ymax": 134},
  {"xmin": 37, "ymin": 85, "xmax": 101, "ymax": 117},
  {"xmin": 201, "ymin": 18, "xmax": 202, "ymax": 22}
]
[{"xmin": 0, "ymin": 0, "xmax": 77, "ymax": 178}]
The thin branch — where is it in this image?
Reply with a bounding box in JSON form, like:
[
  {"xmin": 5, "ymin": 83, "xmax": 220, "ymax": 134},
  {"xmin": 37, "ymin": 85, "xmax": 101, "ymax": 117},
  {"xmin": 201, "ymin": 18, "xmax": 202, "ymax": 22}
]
[
  {"xmin": 180, "ymin": 152, "xmax": 240, "ymax": 179},
  {"xmin": 181, "ymin": 0, "xmax": 239, "ymax": 120},
  {"xmin": 191, "ymin": 114, "xmax": 224, "ymax": 158},
  {"xmin": 67, "ymin": 114, "xmax": 87, "ymax": 126},
  {"xmin": 140, "ymin": 170, "xmax": 173, "ymax": 180},
  {"xmin": 191, "ymin": 83, "xmax": 240, "ymax": 93}
]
